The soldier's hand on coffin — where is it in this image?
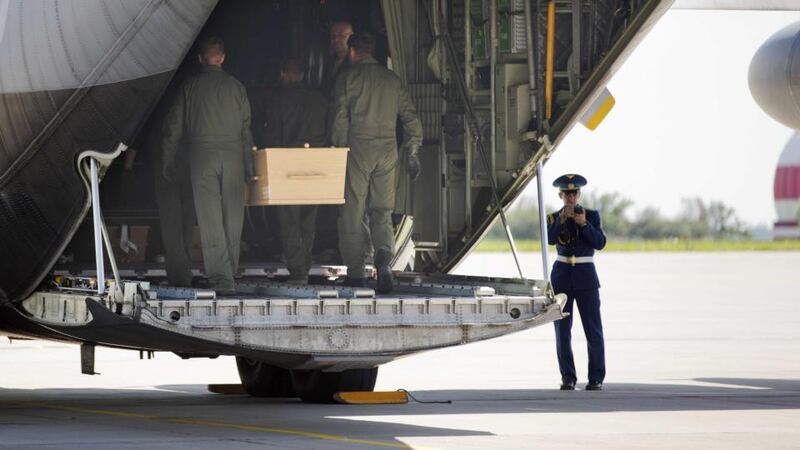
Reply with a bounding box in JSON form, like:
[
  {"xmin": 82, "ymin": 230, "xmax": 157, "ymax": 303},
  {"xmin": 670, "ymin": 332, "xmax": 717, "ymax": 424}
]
[{"xmin": 407, "ymin": 154, "xmax": 421, "ymax": 181}]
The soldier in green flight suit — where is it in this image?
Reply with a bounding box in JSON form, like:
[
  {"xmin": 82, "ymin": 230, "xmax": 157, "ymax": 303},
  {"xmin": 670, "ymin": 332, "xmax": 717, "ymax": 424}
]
[
  {"xmin": 330, "ymin": 33, "xmax": 423, "ymax": 293},
  {"xmin": 161, "ymin": 37, "xmax": 255, "ymax": 295},
  {"xmin": 263, "ymin": 58, "xmax": 329, "ymax": 284}
]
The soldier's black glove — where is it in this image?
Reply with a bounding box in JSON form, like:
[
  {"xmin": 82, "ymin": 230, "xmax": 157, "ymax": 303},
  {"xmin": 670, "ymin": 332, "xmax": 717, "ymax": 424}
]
[{"xmin": 407, "ymin": 146, "xmax": 421, "ymax": 181}]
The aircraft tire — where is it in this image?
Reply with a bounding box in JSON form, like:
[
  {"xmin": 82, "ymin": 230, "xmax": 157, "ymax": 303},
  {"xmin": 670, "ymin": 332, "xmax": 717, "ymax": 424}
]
[
  {"xmin": 290, "ymin": 367, "xmax": 378, "ymax": 403},
  {"xmin": 235, "ymin": 356, "xmax": 295, "ymax": 397}
]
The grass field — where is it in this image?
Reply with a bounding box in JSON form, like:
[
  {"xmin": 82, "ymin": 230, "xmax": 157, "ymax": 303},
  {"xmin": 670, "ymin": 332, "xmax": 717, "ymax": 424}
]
[{"xmin": 475, "ymin": 239, "xmax": 800, "ymax": 252}]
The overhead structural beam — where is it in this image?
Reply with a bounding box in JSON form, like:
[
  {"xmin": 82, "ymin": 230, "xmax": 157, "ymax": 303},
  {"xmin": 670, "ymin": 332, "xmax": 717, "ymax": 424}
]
[{"xmin": 672, "ymin": 0, "xmax": 800, "ymax": 10}]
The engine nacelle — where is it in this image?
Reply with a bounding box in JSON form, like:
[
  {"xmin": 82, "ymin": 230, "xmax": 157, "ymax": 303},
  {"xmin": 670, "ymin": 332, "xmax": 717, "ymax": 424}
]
[{"xmin": 749, "ymin": 21, "xmax": 800, "ymax": 130}]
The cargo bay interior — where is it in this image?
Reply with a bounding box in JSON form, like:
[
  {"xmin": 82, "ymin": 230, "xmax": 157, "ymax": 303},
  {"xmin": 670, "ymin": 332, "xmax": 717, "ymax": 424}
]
[
  {"xmin": 59, "ymin": 0, "xmax": 395, "ymax": 280},
  {"xmin": 55, "ymin": 0, "xmax": 630, "ymax": 281}
]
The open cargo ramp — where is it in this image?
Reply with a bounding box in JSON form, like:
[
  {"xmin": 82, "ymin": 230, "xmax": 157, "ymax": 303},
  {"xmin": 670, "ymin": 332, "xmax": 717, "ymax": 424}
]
[{"xmin": 19, "ymin": 274, "xmax": 566, "ymax": 371}]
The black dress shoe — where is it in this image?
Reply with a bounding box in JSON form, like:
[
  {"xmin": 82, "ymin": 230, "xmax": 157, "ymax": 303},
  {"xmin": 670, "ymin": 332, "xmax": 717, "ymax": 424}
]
[
  {"xmin": 585, "ymin": 382, "xmax": 603, "ymax": 391},
  {"xmin": 560, "ymin": 381, "xmax": 576, "ymax": 390}
]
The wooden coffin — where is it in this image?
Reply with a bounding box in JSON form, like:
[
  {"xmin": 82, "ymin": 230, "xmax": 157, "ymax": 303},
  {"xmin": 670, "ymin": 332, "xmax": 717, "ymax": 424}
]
[{"xmin": 246, "ymin": 147, "xmax": 349, "ymax": 206}]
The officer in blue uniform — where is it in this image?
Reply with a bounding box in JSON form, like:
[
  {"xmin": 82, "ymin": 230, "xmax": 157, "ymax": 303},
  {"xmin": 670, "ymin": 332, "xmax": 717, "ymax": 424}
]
[{"xmin": 547, "ymin": 174, "xmax": 607, "ymax": 391}]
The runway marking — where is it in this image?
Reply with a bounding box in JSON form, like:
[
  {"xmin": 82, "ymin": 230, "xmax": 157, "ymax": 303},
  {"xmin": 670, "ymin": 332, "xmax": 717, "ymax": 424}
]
[{"xmin": 10, "ymin": 402, "xmax": 439, "ymax": 450}]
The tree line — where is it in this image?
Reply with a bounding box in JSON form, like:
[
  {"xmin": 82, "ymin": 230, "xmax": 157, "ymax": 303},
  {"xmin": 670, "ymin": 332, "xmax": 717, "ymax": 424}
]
[{"xmin": 487, "ymin": 192, "xmax": 750, "ymax": 241}]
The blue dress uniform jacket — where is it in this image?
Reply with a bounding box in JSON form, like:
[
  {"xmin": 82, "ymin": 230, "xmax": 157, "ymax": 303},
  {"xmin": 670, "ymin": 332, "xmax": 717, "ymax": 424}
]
[
  {"xmin": 547, "ymin": 208, "xmax": 606, "ymax": 290},
  {"xmin": 547, "ymin": 207, "xmax": 607, "ymax": 386}
]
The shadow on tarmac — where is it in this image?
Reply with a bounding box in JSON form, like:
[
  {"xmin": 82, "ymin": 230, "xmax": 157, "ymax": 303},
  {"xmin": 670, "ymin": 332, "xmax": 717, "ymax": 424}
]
[
  {"xmin": 0, "ymin": 378, "xmax": 798, "ymax": 448},
  {"xmin": 0, "ymin": 384, "xmax": 489, "ymax": 446},
  {"xmin": 1, "ymin": 377, "xmax": 798, "ymax": 412},
  {"xmin": 393, "ymin": 377, "xmax": 800, "ymax": 413}
]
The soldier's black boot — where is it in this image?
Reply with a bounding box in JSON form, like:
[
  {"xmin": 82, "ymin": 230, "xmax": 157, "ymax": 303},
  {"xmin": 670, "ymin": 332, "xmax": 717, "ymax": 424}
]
[
  {"xmin": 374, "ymin": 249, "xmax": 394, "ymax": 294},
  {"xmin": 585, "ymin": 382, "xmax": 603, "ymax": 391}
]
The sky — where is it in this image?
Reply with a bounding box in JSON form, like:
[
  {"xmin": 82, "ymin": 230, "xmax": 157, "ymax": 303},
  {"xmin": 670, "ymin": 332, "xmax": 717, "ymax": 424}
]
[{"xmin": 533, "ymin": 9, "xmax": 798, "ymax": 226}]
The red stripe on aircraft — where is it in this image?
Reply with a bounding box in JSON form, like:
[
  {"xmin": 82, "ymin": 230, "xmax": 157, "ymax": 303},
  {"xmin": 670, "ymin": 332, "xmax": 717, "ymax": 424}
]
[{"xmin": 774, "ymin": 166, "xmax": 800, "ymax": 199}]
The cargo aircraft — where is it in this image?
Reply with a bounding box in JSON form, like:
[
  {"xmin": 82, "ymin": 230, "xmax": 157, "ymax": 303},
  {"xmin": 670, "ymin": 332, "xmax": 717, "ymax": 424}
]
[{"xmin": 0, "ymin": 0, "xmax": 794, "ymax": 402}]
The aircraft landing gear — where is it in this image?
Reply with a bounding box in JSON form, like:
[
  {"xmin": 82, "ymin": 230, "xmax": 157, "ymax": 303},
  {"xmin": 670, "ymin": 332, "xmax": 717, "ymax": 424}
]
[
  {"xmin": 235, "ymin": 357, "xmax": 295, "ymax": 397},
  {"xmin": 235, "ymin": 358, "xmax": 378, "ymax": 402},
  {"xmin": 290, "ymin": 368, "xmax": 379, "ymax": 403}
]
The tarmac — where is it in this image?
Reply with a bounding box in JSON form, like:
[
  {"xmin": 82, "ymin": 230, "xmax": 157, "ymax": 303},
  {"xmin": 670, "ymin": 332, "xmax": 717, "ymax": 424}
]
[{"xmin": 1, "ymin": 252, "xmax": 799, "ymax": 449}]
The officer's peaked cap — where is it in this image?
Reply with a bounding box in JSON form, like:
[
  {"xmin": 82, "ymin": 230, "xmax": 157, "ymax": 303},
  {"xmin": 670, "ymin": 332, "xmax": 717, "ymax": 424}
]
[{"xmin": 552, "ymin": 173, "xmax": 587, "ymax": 191}]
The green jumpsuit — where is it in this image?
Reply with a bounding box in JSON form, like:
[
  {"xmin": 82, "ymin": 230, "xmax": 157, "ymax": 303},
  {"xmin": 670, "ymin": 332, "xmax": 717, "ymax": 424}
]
[
  {"xmin": 330, "ymin": 57, "xmax": 423, "ymax": 279},
  {"xmin": 162, "ymin": 65, "xmax": 254, "ymax": 292},
  {"xmin": 264, "ymin": 83, "xmax": 328, "ymax": 283}
]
